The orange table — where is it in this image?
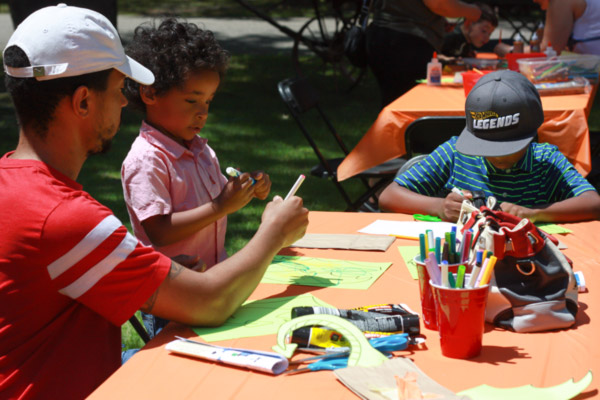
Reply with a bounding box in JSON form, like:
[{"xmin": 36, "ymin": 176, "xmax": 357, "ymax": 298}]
[
  {"xmin": 89, "ymin": 211, "xmax": 599, "ymax": 399},
  {"xmin": 337, "ymin": 83, "xmax": 597, "ymax": 181}
]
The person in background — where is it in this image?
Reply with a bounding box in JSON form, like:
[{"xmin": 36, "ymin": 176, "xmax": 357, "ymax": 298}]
[
  {"xmin": 366, "ymin": 0, "xmax": 482, "ymax": 108},
  {"xmin": 379, "ymin": 70, "xmax": 600, "ymax": 223},
  {"xmin": 121, "ymin": 18, "xmax": 272, "ymax": 339},
  {"xmin": 440, "ymin": 3, "xmax": 498, "ymax": 62},
  {"xmin": 533, "ymin": 0, "xmax": 600, "ymax": 55},
  {"xmin": 0, "ymin": 5, "xmax": 308, "ymax": 399}
]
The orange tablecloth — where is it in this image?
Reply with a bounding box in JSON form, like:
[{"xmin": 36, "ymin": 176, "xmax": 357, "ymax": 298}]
[
  {"xmin": 337, "ymin": 84, "xmax": 596, "ymax": 181},
  {"xmin": 89, "ymin": 211, "xmax": 600, "ymax": 399}
]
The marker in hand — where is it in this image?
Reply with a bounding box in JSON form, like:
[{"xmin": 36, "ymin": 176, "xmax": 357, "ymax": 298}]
[
  {"xmin": 285, "ymin": 174, "xmax": 305, "ymax": 200},
  {"xmin": 226, "ymin": 166, "xmax": 255, "ymax": 185},
  {"xmin": 451, "ymin": 187, "xmax": 464, "ymax": 196}
]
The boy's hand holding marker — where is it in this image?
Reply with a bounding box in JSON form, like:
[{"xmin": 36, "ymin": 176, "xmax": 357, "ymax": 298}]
[
  {"xmin": 226, "ymin": 167, "xmax": 272, "ymax": 201},
  {"xmin": 440, "ymin": 187, "xmax": 473, "ymax": 222}
]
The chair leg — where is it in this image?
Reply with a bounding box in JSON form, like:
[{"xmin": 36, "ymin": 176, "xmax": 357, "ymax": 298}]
[
  {"xmin": 129, "ymin": 315, "xmax": 151, "ymax": 344},
  {"xmin": 350, "ymin": 176, "xmax": 395, "ymax": 212}
]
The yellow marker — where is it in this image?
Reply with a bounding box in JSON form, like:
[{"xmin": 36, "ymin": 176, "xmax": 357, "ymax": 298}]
[
  {"xmin": 479, "ymin": 256, "xmax": 497, "ymax": 286},
  {"xmin": 389, "ymin": 234, "xmax": 419, "ymax": 241}
]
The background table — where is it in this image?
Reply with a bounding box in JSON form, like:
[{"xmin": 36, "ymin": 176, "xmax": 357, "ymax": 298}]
[
  {"xmin": 89, "ymin": 211, "xmax": 599, "ymax": 399},
  {"xmin": 337, "ymin": 84, "xmax": 597, "ymax": 181}
]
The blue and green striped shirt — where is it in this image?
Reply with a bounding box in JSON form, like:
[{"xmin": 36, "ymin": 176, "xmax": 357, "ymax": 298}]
[{"xmin": 395, "ymin": 137, "xmax": 596, "ymax": 206}]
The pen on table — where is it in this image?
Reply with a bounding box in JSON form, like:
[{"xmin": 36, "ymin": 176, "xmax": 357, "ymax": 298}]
[
  {"xmin": 285, "ymin": 174, "xmax": 305, "ymax": 200},
  {"xmin": 389, "ymin": 234, "xmax": 419, "ymax": 241},
  {"xmin": 226, "ymin": 166, "xmax": 256, "ymax": 184}
]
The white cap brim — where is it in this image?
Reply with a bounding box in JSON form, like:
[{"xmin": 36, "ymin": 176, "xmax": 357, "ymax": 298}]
[{"xmin": 116, "ymin": 56, "xmax": 154, "ymax": 85}]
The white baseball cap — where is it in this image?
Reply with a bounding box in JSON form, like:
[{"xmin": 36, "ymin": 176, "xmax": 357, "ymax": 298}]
[{"xmin": 3, "ymin": 3, "xmax": 154, "ymax": 85}]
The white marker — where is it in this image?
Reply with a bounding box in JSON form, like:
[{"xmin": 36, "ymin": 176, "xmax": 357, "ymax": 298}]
[
  {"xmin": 226, "ymin": 166, "xmax": 255, "ymax": 184},
  {"xmin": 451, "ymin": 187, "xmax": 464, "ymax": 196},
  {"xmin": 226, "ymin": 166, "xmax": 241, "ymax": 178},
  {"xmin": 285, "ymin": 174, "xmax": 305, "ymax": 200}
]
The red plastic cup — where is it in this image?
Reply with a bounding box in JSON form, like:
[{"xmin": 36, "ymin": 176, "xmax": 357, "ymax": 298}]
[
  {"xmin": 462, "ymin": 70, "xmax": 492, "ymax": 96},
  {"xmin": 414, "ymin": 256, "xmax": 461, "ymax": 331},
  {"xmin": 430, "ymin": 278, "xmax": 489, "ymax": 359}
]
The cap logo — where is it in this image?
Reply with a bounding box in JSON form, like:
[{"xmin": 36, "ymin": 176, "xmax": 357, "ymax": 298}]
[
  {"xmin": 33, "ymin": 66, "xmax": 45, "ymax": 77},
  {"xmin": 471, "ymin": 111, "xmax": 520, "ymax": 130}
]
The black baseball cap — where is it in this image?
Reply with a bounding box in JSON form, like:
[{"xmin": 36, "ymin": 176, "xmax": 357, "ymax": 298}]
[{"xmin": 456, "ymin": 70, "xmax": 544, "ymax": 157}]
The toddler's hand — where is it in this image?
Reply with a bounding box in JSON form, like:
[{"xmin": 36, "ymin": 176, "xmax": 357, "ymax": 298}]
[
  {"xmin": 251, "ymin": 171, "xmax": 271, "ymax": 200},
  {"xmin": 216, "ymin": 174, "xmax": 255, "ymax": 214}
]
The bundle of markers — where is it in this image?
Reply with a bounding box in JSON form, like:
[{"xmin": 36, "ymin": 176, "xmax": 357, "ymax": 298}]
[
  {"xmin": 425, "ymin": 250, "xmax": 497, "ymax": 289},
  {"xmin": 419, "ymin": 228, "xmax": 497, "ymax": 289},
  {"xmin": 417, "ymin": 227, "xmax": 471, "ymax": 265}
]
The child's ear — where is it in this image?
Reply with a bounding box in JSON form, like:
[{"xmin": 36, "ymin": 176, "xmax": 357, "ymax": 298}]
[{"xmin": 140, "ymin": 85, "xmax": 157, "ymax": 105}]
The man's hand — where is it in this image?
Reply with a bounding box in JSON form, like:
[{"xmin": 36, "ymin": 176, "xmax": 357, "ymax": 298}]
[
  {"xmin": 260, "ymin": 195, "xmax": 309, "ymax": 248},
  {"xmin": 251, "ymin": 171, "xmax": 271, "ymax": 200},
  {"xmin": 439, "ymin": 190, "xmax": 472, "ymax": 222}
]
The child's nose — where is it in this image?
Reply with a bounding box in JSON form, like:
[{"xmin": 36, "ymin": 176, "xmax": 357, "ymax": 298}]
[{"xmin": 196, "ymin": 104, "xmax": 209, "ymax": 117}]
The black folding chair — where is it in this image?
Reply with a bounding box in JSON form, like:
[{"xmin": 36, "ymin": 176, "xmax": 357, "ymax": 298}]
[
  {"xmin": 396, "ymin": 116, "xmax": 468, "ymax": 198},
  {"xmin": 277, "ymin": 77, "xmax": 406, "ymax": 212},
  {"xmin": 404, "ymin": 116, "xmax": 467, "ymax": 159}
]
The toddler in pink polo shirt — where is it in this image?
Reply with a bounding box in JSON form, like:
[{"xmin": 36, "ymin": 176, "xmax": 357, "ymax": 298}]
[{"xmin": 121, "ymin": 18, "xmax": 271, "ymax": 337}]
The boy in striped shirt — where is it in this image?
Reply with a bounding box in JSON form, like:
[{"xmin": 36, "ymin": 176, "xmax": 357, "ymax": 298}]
[{"xmin": 379, "ymin": 70, "xmax": 600, "ymax": 223}]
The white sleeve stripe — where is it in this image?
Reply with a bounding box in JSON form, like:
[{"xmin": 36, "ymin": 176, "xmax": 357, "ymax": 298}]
[
  {"xmin": 47, "ymin": 215, "xmax": 122, "ymax": 279},
  {"xmin": 58, "ymin": 232, "xmax": 138, "ymax": 299}
]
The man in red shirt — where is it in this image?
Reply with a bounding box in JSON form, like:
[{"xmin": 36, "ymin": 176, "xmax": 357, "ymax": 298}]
[{"xmin": 0, "ymin": 5, "xmax": 308, "ymax": 399}]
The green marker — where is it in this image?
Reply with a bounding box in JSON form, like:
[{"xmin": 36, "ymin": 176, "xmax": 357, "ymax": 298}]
[
  {"xmin": 447, "ymin": 271, "xmax": 456, "ymax": 289},
  {"xmin": 455, "ymin": 265, "xmax": 466, "ymax": 289}
]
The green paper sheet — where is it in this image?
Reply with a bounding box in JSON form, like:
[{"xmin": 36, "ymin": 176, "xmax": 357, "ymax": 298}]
[
  {"xmin": 398, "ymin": 246, "xmax": 420, "ymax": 280},
  {"xmin": 193, "ymin": 293, "xmax": 334, "ymax": 342},
  {"xmin": 260, "ymin": 255, "xmax": 392, "ymax": 289},
  {"xmin": 536, "ymin": 223, "xmax": 573, "ymax": 235},
  {"xmin": 458, "ymin": 370, "xmax": 592, "ymax": 400}
]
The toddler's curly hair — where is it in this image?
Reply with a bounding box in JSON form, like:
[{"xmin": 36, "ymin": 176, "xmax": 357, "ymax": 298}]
[{"xmin": 124, "ymin": 18, "xmax": 229, "ymax": 112}]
